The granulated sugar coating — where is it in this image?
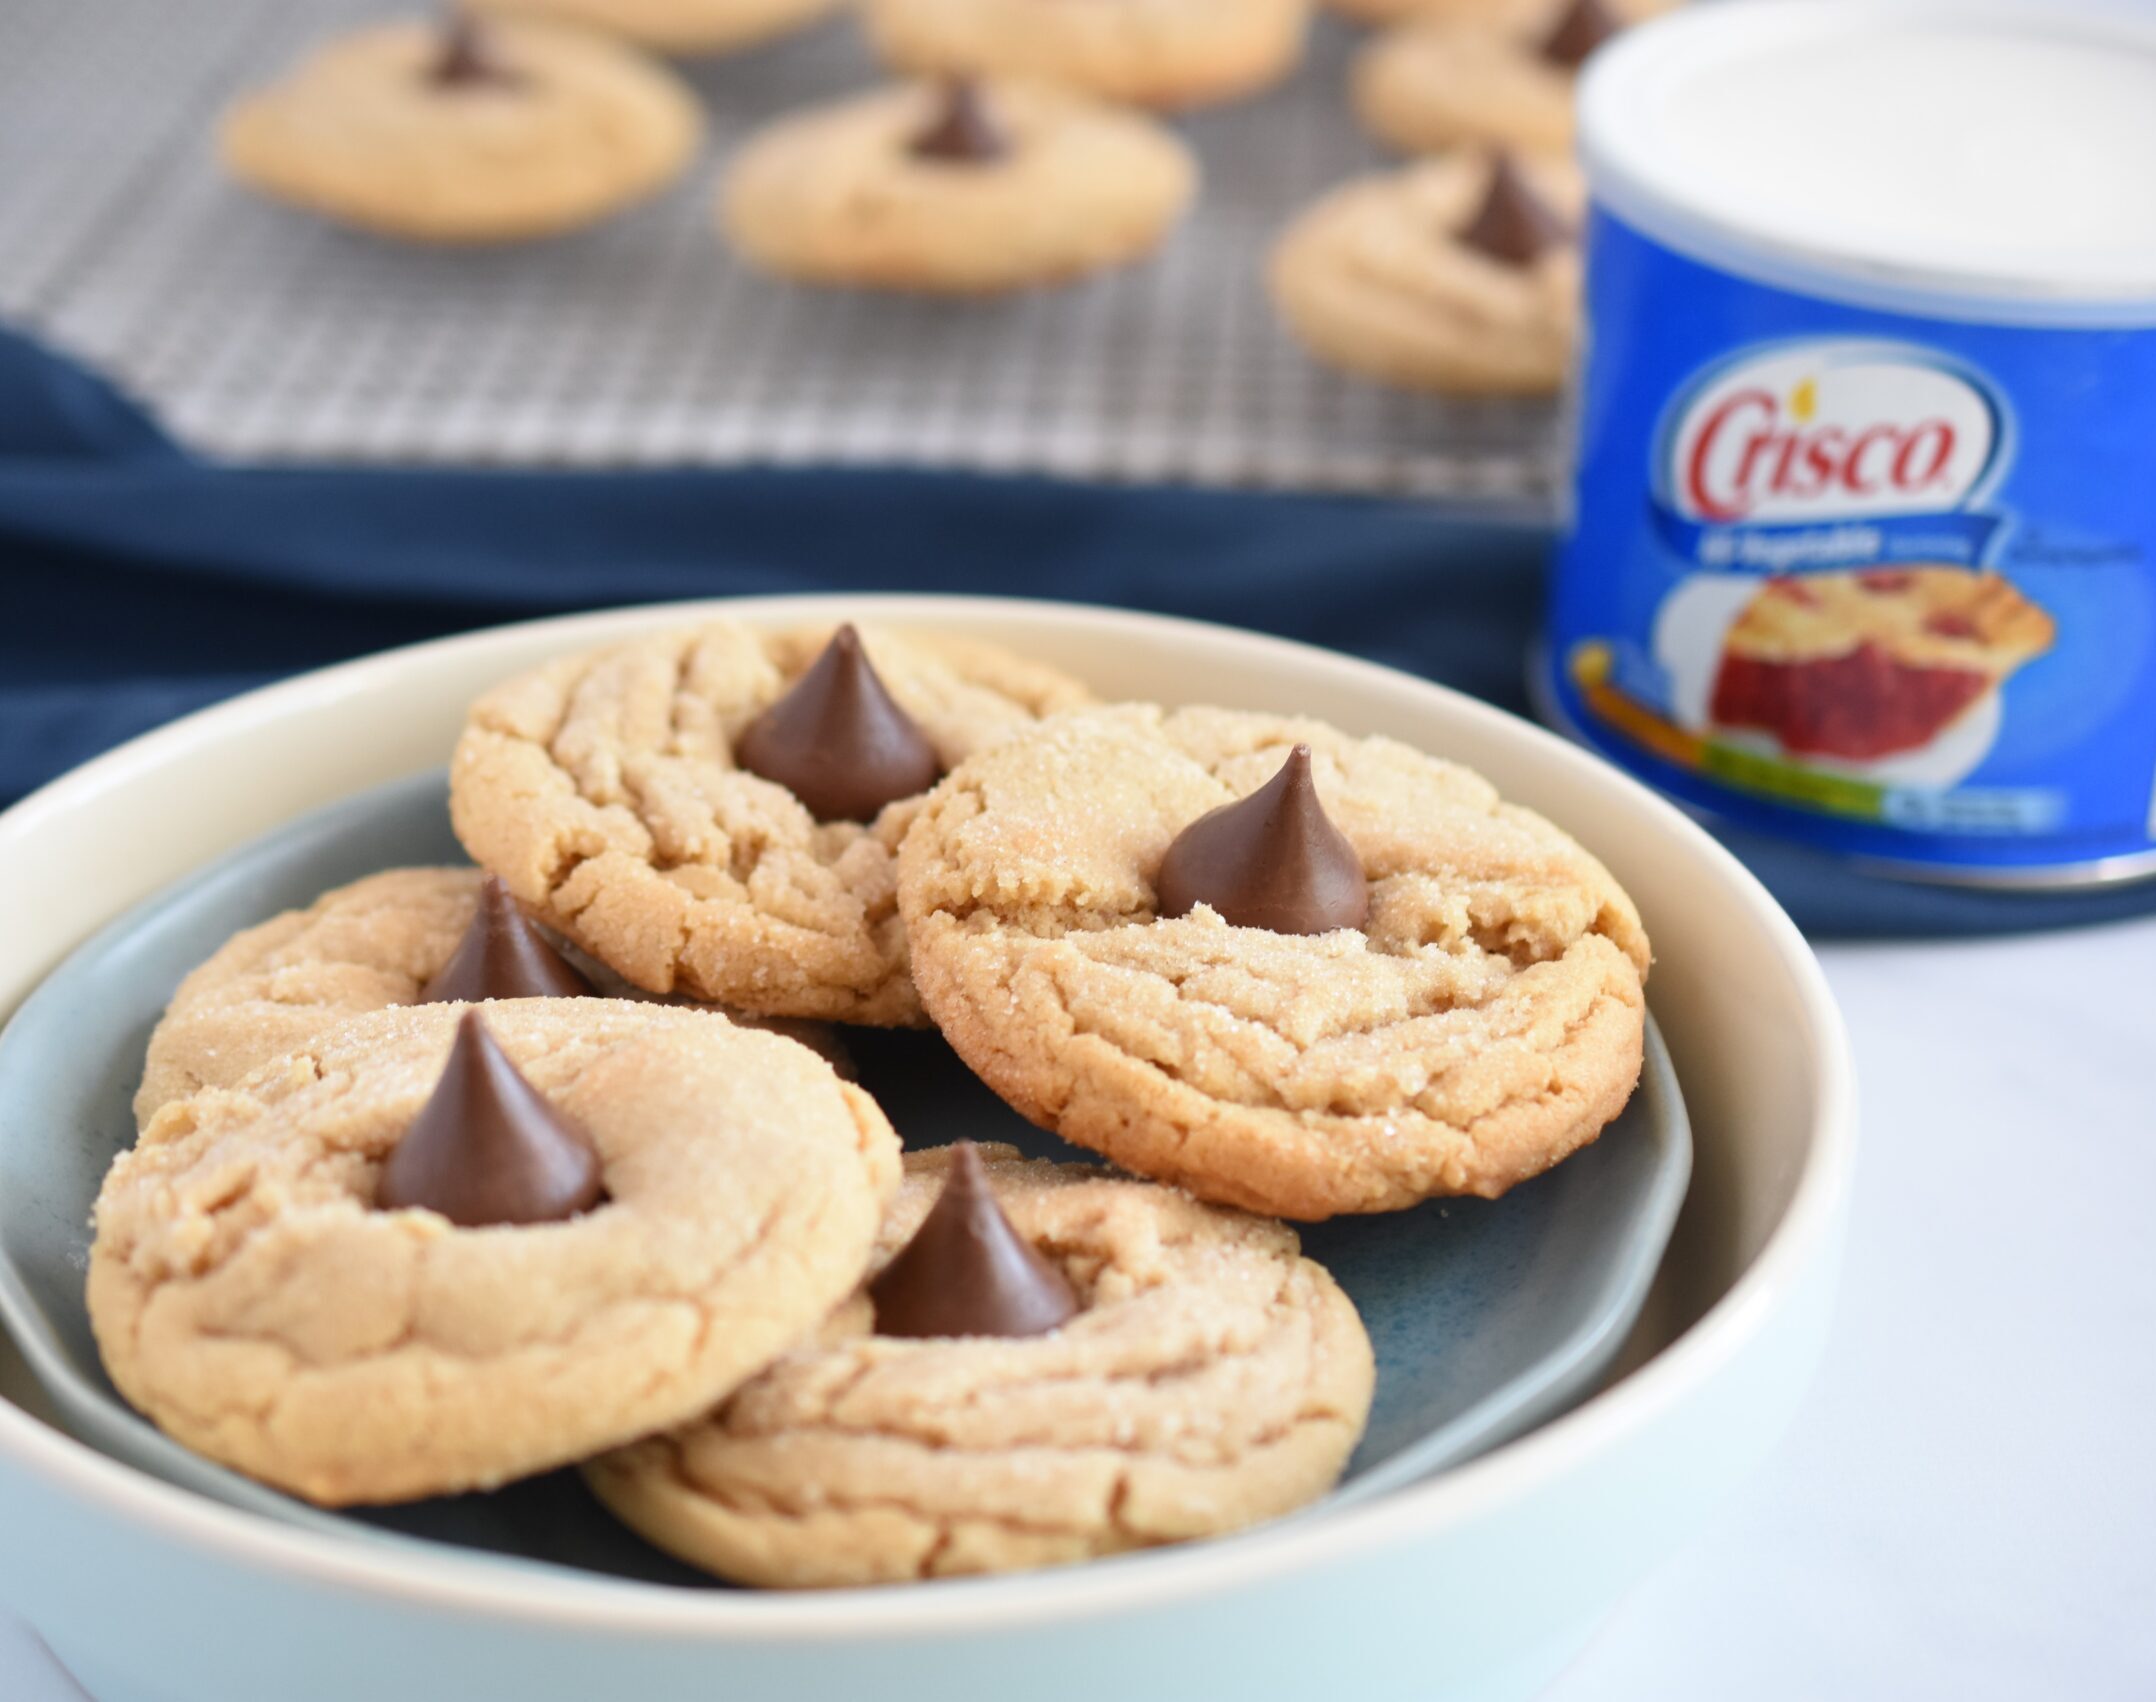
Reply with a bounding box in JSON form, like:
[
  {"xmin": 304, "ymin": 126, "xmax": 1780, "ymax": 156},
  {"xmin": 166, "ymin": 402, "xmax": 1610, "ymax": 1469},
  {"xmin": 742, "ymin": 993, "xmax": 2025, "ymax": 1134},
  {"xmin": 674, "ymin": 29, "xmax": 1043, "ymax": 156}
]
[{"xmin": 897, "ymin": 705, "xmax": 1650, "ymax": 1219}]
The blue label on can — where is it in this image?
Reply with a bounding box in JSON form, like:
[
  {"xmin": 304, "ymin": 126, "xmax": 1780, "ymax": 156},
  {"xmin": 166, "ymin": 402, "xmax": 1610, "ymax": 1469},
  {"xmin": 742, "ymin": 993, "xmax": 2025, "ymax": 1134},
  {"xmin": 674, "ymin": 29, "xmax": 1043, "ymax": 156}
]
[{"xmin": 1549, "ymin": 212, "xmax": 2156, "ymax": 877}]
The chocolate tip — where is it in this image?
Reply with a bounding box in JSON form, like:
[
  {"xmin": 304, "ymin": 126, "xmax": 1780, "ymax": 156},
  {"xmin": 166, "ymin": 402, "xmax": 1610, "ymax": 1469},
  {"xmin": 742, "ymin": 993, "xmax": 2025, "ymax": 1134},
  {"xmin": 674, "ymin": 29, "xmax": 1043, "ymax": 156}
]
[
  {"xmin": 908, "ymin": 78, "xmax": 1008, "ymax": 165},
  {"xmin": 375, "ymin": 1008, "xmax": 604, "ymax": 1227},
  {"xmin": 1153, "ymin": 740, "xmax": 1368, "ymax": 935},
  {"xmin": 733, "ymin": 621, "xmax": 942, "ymax": 821},
  {"xmin": 869, "ymin": 1139, "xmax": 1077, "ymax": 1340}
]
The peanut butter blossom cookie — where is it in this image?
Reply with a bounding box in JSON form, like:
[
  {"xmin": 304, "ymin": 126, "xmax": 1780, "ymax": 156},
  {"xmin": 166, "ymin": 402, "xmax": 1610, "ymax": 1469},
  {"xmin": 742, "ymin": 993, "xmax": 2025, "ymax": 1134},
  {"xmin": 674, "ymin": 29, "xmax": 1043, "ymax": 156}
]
[
  {"xmin": 449, "ymin": 621, "xmax": 1093, "ymax": 1024},
  {"xmin": 1353, "ymin": 0, "xmax": 1626, "ymax": 156},
  {"xmin": 218, "ymin": 16, "xmax": 702, "ymax": 242},
  {"xmin": 897, "ymin": 706, "xmax": 1651, "ymax": 1219},
  {"xmin": 586, "ymin": 1142, "xmax": 1374, "ymax": 1584},
  {"xmin": 134, "ymin": 868, "xmax": 591, "ymax": 1128},
  {"xmin": 89, "ymin": 1001, "xmax": 901, "ymax": 1504},
  {"xmin": 721, "ymin": 81, "xmax": 1198, "ymax": 295},
  {"xmin": 1326, "ymin": 0, "xmax": 1672, "ymax": 43},
  {"xmin": 1270, "ymin": 150, "xmax": 1584, "ymax": 396},
  {"xmin": 862, "ymin": 0, "xmax": 1309, "ymax": 111},
  {"xmin": 135, "ymin": 866, "xmax": 847, "ymax": 1127},
  {"xmin": 465, "ymin": 0, "xmax": 836, "ymax": 57}
]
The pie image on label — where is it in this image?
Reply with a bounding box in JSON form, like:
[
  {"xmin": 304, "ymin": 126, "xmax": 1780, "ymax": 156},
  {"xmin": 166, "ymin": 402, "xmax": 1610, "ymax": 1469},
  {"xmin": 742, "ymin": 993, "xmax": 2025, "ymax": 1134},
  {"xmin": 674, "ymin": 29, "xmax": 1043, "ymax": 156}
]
[{"xmin": 1707, "ymin": 566, "xmax": 2055, "ymax": 762}]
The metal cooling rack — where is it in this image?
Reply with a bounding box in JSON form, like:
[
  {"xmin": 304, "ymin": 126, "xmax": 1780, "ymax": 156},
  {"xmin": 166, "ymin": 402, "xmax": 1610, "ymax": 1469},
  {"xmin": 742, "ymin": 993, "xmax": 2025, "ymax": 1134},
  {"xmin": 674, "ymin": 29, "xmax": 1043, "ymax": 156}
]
[{"xmin": 0, "ymin": 0, "xmax": 1559, "ymax": 498}]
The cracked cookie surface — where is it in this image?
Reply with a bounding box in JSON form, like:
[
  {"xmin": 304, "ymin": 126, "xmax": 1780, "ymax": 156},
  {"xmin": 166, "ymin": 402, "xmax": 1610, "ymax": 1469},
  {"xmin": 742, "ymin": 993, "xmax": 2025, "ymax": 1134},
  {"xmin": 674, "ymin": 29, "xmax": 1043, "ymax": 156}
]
[
  {"xmin": 133, "ymin": 866, "xmax": 843, "ymax": 1128},
  {"xmin": 448, "ymin": 621, "xmax": 1094, "ymax": 1026},
  {"xmin": 89, "ymin": 1000, "xmax": 901, "ymax": 1504},
  {"xmin": 585, "ymin": 1143, "xmax": 1373, "ymax": 1585},
  {"xmin": 897, "ymin": 705, "xmax": 1650, "ymax": 1219},
  {"xmin": 135, "ymin": 868, "xmax": 486, "ymax": 1130}
]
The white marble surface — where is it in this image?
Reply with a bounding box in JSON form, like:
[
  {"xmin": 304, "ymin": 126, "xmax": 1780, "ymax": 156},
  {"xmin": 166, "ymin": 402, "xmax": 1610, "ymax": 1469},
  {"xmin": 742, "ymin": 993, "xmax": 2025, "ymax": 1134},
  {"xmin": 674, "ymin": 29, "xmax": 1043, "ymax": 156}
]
[{"xmin": 5, "ymin": 917, "xmax": 2152, "ymax": 1701}]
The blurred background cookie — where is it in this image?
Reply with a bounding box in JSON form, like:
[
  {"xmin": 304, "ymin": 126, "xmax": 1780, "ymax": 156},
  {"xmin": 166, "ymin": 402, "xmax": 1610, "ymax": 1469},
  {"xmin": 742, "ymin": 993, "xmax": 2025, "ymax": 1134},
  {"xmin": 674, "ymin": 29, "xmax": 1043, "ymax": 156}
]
[
  {"xmin": 218, "ymin": 16, "xmax": 703, "ymax": 242},
  {"xmin": 862, "ymin": 0, "xmax": 1311, "ymax": 112},
  {"xmin": 1326, "ymin": 0, "xmax": 1672, "ymax": 38},
  {"xmin": 1270, "ymin": 150, "xmax": 1583, "ymax": 395},
  {"xmin": 1352, "ymin": 0, "xmax": 1634, "ymax": 155},
  {"xmin": 465, "ymin": 0, "xmax": 839, "ymax": 58},
  {"xmin": 722, "ymin": 80, "xmax": 1198, "ymax": 294}
]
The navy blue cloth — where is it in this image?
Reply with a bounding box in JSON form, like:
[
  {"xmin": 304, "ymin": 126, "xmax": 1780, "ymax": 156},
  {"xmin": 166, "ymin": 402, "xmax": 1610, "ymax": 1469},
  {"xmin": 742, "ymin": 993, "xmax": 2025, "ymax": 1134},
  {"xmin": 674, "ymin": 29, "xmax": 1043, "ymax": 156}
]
[{"xmin": 3, "ymin": 323, "xmax": 2150, "ymax": 937}]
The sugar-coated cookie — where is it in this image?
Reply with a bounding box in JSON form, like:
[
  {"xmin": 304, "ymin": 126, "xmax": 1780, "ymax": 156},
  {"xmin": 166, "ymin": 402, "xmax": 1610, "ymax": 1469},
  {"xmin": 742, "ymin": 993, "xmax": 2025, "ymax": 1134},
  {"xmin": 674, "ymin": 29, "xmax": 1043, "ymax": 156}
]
[
  {"xmin": 1353, "ymin": 0, "xmax": 1637, "ymax": 155},
  {"xmin": 897, "ymin": 705, "xmax": 1650, "ymax": 1219},
  {"xmin": 586, "ymin": 1144, "xmax": 1374, "ymax": 1584},
  {"xmin": 218, "ymin": 17, "xmax": 702, "ymax": 242},
  {"xmin": 722, "ymin": 80, "xmax": 1197, "ymax": 295},
  {"xmin": 135, "ymin": 868, "xmax": 534, "ymax": 1128},
  {"xmin": 133, "ymin": 866, "xmax": 844, "ymax": 1127},
  {"xmin": 862, "ymin": 0, "xmax": 1310, "ymax": 112},
  {"xmin": 464, "ymin": 0, "xmax": 836, "ymax": 57},
  {"xmin": 89, "ymin": 1001, "xmax": 901, "ymax": 1504},
  {"xmin": 1270, "ymin": 151, "xmax": 1585, "ymax": 396},
  {"xmin": 448, "ymin": 621, "xmax": 1093, "ymax": 1025}
]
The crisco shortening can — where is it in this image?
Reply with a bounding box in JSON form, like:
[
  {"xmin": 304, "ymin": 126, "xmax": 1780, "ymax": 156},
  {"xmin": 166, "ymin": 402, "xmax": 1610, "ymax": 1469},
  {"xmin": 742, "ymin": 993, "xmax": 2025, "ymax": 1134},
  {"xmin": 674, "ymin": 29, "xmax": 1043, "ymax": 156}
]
[{"xmin": 1547, "ymin": 1, "xmax": 2156, "ymax": 886}]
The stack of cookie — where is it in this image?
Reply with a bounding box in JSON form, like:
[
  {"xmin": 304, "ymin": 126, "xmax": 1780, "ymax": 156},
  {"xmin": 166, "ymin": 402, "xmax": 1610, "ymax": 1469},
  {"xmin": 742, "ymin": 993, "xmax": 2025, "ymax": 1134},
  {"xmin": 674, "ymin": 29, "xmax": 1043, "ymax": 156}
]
[
  {"xmin": 1268, "ymin": 0, "xmax": 1676, "ymax": 395},
  {"xmin": 89, "ymin": 617, "xmax": 1650, "ymax": 1585}
]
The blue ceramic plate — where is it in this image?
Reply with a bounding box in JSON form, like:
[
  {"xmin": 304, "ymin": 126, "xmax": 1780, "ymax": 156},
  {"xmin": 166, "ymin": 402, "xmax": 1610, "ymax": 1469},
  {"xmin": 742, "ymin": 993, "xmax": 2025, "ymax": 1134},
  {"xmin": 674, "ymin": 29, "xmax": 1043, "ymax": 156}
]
[{"xmin": 0, "ymin": 772, "xmax": 1689, "ymax": 1586}]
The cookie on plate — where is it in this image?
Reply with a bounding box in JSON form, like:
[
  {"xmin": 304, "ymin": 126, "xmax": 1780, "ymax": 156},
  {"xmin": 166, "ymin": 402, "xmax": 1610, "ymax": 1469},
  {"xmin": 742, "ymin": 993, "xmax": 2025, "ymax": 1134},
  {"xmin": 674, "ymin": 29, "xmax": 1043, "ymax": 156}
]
[
  {"xmin": 90, "ymin": 1001, "xmax": 901, "ymax": 1504},
  {"xmin": 897, "ymin": 705, "xmax": 1650, "ymax": 1220},
  {"xmin": 1326, "ymin": 0, "xmax": 1672, "ymax": 40},
  {"xmin": 722, "ymin": 80, "xmax": 1197, "ymax": 295},
  {"xmin": 218, "ymin": 17, "xmax": 702, "ymax": 243},
  {"xmin": 862, "ymin": 0, "xmax": 1309, "ymax": 112},
  {"xmin": 586, "ymin": 1142, "xmax": 1374, "ymax": 1585},
  {"xmin": 1270, "ymin": 150, "xmax": 1584, "ymax": 396},
  {"xmin": 448, "ymin": 620, "xmax": 1093, "ymax": 1025},
  {"xmin": 132, "ymin": 866, "xmax": 846, "ymax": 1128},
  {"xmin": 1353, "ymin": 0, "xmax": 1634, "ymax": 155},
  {"xmin": 464, "ymin": 0, "xmax": 836, "ymax": 57}
]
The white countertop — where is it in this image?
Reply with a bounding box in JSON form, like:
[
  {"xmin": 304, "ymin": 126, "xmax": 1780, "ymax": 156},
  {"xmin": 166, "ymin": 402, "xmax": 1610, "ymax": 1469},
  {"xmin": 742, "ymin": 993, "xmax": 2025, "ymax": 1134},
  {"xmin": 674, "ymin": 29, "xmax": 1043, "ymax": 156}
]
[{"xmin": 6, "ymin": 916, "xmax": 2152, "ymax": 1701}]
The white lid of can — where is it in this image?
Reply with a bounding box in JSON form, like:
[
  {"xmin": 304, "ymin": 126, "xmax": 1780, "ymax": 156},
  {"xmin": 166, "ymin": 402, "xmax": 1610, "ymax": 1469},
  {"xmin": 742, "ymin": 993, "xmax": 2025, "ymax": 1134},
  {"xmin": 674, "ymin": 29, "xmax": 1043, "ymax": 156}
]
[{"xmin": 1578, "ymin": 0, "xmax": 2156, "ymax": 324}]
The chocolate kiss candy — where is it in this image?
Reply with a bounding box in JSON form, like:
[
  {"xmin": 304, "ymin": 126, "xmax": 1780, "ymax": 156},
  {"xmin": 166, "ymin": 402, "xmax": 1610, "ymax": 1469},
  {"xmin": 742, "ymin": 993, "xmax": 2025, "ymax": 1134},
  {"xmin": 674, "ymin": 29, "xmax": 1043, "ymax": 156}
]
[
  {"xmin": 870, "ymin": 1142, "xmax": 1079, "ymax": 1339},
  {"xmin": 419, "ymin": 875, "xmax": 595, "ymax": 1004},
  {"xmin": 1539, "ymin": 0, "xmax": 1619, "ymax": 68},
  {"xmin": 375, "ymin": 1011, "xmax": 605, "ymax": 1227},
  {"xmin": 430, "ymin": 15, "xmax": 520, "ymax": 87},
  {"xmin": 1458, "ymin": 153, "xmax": 1572, "ymax": 268},
  {"xmin": 1154, "ymin": 744, "xmax": 1369, "ymax": 935},
  {"xmin": 910, "ymin": 78, "xmax": 1007, "ymax": 163},
  {"xmin": 735, "ymin": 625, "xmax": 943, "ymax": 822}
]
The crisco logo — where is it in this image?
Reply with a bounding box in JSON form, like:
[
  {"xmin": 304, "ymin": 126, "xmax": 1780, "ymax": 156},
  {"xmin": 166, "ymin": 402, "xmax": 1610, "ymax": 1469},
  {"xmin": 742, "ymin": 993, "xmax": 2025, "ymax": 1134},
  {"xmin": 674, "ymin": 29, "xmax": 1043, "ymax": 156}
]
[{"xmin": 1663, "ymin": 344, "xmax": 2004, "ymax": 525}]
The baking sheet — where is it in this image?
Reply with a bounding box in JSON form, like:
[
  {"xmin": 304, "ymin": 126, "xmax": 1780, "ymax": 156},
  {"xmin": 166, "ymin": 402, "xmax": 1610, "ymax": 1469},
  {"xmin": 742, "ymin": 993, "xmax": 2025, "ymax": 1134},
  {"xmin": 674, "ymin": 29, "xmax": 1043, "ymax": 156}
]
[{"xmin": 0, "ymin": 0, "xmax": 1560, "ymax": 498}]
